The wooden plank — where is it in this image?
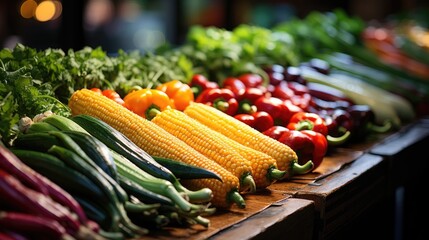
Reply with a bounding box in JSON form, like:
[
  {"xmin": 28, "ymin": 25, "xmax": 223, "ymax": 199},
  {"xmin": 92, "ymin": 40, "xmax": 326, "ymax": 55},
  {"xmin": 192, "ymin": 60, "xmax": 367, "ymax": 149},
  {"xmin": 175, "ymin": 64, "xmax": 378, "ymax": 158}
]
[
  {"xmin": 209, "ymin": 198, "xmax": 315, "ymax": 240},
  {"xmin": 291, "ymin": 154, "xmax": 389, "ymax": 239},
  {"xmin": 143, "ymin": 188, "xmax": 292, "ymax": 239},
  {"xmin": 370, "ymin": 121, "xmax": 429, "ymax": 157},
  {"xmin": 371, "ymin": 122, "xmax": 429, "ymax": 188}
]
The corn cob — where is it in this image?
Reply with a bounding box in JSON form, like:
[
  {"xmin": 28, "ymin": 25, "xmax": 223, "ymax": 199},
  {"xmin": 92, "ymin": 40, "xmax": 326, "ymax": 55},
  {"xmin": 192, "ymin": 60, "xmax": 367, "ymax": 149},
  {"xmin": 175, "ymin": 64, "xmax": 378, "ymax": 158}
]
[
  {"xmin": 185, "ymin": 102, "xmax": 314, "ymax": 177},
  {"xmin": 152, "ymin": 108, "xmax": 256, "ymax": 193},
  {"xmin": 68, "ymin": 89, "xmax": 245, "ymax": 209},
  {"xmin": 152, "ymin": 109, "xmax": 285, "ymax": 189}
]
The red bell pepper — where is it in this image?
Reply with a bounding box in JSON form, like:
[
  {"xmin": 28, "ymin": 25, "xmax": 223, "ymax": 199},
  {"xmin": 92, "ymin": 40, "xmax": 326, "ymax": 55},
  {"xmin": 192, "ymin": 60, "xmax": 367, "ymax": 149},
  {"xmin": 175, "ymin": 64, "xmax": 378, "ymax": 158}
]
[
  {"xmin": 284, "ymin": 99, "xmax": 305, "ymax": 117},
  {"xmin": 234, "ymin": 114, "xmax": 256, "ymax": 128},
  {"xmin": 236, "ymin": 87, "xmax": 264, "ymax": 114},
  {"xmin": 255, "ymin": 96, "xmax": 303, "ymax": 126},
  {"xmin": 237, "ymin": 73, "xmax": 264, "ymax": 88},
  {"xmin": 300, "ymin": 130, "xmax": 328, "ymax": 170},
  {"xmin": 222, "ymin": 77, "xmax": 246, "ymax": 96},
  {"xmin": 270, "ymin": 81, "xmax": 295, "ymax": 100},
  {"xmin": 196, "ymin": 88, "xmax": 239, "ymax": 116},
  {"xmin": 237, "ymin": 73, "xmax": 268, "ymax": 93},
  {"xmin": 287, "ymin": 112, "xmax": 329, "ymax": 136},
  {"xmin": 262, "ymin": 125, "xmax": 289, "ymax": 140},
  {"xmin": 235, "ymin": 111, "xmax": 274, "ymax": 132},
  {"xmin": 254, "ymin": 96, "xmax": 290, "ymax": 126},
  {"xmin": 278, "ymin": 130, "xmax": 315, "ymax": 167},
  {"xmin": 189, "ymin": 74, "xmax": 219, "ymax": 98},
  {"xmin": 290, "ymin": 93, "xmax": 312, "ymax": 112},
  {"xmin": 263, "ymin": 126, "xmax": 315, "ymax": 168},
  {"xmin": 252, "ymin": 111, "xmax": 274, "ymax": 132}
]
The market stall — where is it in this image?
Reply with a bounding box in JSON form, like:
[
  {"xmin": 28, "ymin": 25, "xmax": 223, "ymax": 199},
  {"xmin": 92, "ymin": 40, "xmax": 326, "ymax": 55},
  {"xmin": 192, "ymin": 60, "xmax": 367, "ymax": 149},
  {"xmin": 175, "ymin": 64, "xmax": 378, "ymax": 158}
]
[{"xmin": 1, "ymin": 4, "xmax": 429, "ymax": 240}]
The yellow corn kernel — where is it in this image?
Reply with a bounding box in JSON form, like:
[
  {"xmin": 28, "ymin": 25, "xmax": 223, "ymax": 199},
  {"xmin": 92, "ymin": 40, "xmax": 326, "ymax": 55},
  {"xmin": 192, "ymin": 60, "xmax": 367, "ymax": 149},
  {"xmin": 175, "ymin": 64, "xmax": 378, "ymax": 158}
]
[
  {"xmin": 153, "ymin": 109, "xmax": 284, "ymax": 189},
  {"xmin": 68, "ymin": 89, "xmax": 243, "ymax": 209},
  {"xmin": 223, "ymin": 138, "xmax": 285, "ymax": 188},
  {"xmin": 184, "ymin": 102, "xmax": 299, "ymax": 176},
  {"xmin": 152, "ymin": 108, "xmax": 256, "ymax": 193}
]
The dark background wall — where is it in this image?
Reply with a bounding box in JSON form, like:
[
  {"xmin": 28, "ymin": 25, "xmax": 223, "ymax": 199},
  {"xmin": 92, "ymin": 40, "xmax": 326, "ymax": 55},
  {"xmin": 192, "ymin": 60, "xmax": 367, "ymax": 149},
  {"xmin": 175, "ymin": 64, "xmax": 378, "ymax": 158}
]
[{"xmin": 0, "ymin": 0, "xmax": 427, "ymax": 53}]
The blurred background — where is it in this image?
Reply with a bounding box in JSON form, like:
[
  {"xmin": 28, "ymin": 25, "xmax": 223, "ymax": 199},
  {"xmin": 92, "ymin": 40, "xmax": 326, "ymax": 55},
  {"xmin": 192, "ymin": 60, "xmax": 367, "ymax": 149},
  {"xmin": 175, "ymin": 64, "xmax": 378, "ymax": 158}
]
[{"xmin": 1, "ymin": 0, "xmax": 428, "ymax": 53}]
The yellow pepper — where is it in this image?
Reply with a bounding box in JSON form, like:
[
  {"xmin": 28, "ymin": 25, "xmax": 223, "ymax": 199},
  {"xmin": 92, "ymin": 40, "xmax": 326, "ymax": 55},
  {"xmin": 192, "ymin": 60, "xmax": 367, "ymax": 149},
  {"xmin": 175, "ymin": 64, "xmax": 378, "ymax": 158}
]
[{"xmin": 123, "ymin": 89, "xmax": 173, "ymax": 120}]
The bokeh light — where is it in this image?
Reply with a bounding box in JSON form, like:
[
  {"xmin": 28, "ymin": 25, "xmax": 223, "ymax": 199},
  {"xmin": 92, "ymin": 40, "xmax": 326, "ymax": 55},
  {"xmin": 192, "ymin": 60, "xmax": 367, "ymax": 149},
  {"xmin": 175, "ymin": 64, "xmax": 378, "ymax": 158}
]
[
  {"xmin": 20, "ymin": 0, "xmax": 37, "ymax": 19},
  {"xmin": 20, "ymin": 0, "xmax": 62, "ymax": 22}
]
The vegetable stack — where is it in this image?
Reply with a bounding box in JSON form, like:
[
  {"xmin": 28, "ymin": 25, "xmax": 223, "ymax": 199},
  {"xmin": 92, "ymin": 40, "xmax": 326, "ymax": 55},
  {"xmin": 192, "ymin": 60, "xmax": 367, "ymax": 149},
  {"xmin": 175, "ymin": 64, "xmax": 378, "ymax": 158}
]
[
  {"xmin": 68, "ymin": 88, "xmax": 245, "ymax": 209},
  {"xmin": 0, "ymin": 142, "xmax": 103, "ymax": 239},
  {"xmin": 11, "ymin": 111, "xmax": 223, "ymax": 237}
]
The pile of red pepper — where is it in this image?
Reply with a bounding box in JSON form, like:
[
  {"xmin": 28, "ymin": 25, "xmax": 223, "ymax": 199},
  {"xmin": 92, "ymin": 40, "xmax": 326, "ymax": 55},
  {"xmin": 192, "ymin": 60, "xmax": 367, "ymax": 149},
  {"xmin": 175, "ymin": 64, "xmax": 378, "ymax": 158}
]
[{"xmin": 189, "ymin": 63, "xmax": 389, "ymax": 170}]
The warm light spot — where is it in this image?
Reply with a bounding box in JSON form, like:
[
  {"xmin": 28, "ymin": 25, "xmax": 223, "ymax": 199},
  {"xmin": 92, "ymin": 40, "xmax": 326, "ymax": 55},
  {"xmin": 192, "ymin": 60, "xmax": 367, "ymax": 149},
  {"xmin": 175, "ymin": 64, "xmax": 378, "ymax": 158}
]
[
  {"xmin": 20, "ymin": 0, "xmax": 37, "ymax": 19},
  {"xmin": 51, "ymin": 0, "xmax": 62, "ymax": 20},
  {"xmin": 35, "ymin": 0, "xmax": 56, "ymax": 22}
]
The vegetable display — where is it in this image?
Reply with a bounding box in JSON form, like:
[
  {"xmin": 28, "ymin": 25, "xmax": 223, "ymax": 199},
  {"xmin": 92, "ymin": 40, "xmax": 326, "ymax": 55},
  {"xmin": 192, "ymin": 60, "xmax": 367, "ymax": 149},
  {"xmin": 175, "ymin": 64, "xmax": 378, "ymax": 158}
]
[
  {"xmin": 1, "ymin": 8, "xmax": 428, "ymax": 239},
  {"xmin": 68, "ymin": 88, "xmax": 244, "ymax": 209}
]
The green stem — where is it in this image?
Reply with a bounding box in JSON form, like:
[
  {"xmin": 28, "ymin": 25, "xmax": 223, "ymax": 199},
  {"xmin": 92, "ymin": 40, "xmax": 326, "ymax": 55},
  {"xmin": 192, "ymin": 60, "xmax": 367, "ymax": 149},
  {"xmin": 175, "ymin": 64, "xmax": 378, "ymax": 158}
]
[
  {"xmin": 295, "ymin": 120, "xmax": 314, "ymax": 131},
  {"xmin": 368, "ymin": 121, "xmax": 392, "ymax": 133},
  {"xmin": 191, "ymin": 86, "xmax": 202, "ymax": 96},
  {"xmin": 214, "ymin": 100, "xmax": 229, "ymax": 112},
  {"xmin": 291, "ymin": 160, "xmax": 314, "ymax": 175},
  {"xmin": 240, "ymin": 102, "xmax": 256, "ymax": 114},
  {"xmin": 240, "ymin": 173, "xmax": 256, "ymax": 193},
  {"xmin": 174, "ymin": 183, "xmax": 213, "ymax": 203},
  {"xmin": 199, "ymin": 206, "xmax": 216, "ymax": 217},
  {"xmin": 124, "ymin": 201, "xmax": 160, "ymax": 213},
  {"xmin": 267, "ymin": 166, "xmax": 287, "ymax": 181},
  {"xmin": 193, "ymin": 216, "xmax": 211, "ymax": 228},
  {"xmin": 146, "ymin": 107, "xmax": 161, "ymax": 120},
  {"xmin": 228, "ymin": 190, "xmax": 246, "ymax": 209},
  {"xmin": 327, "ymin": 130, "xmax": 351, "ymax": 146},
  {"xmin": 156, "ymin": 184, "xmax": 192, "ymax": 212}
]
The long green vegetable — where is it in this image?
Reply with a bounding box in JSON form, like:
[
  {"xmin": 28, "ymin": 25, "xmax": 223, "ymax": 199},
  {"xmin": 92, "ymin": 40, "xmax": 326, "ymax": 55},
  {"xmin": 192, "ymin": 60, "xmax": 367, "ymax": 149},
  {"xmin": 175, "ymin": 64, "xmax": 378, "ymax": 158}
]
[{"xmin": 71, "ymin": 114, "xmax": 214, "ymax": 203}]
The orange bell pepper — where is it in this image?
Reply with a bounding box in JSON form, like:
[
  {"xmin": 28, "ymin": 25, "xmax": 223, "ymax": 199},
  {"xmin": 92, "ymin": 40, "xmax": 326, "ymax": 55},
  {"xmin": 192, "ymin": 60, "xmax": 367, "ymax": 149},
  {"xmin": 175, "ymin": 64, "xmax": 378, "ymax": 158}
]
[
  {"xmin": 123, "ymin": 89, "xmax": 173, "ymax": 120},
  {"xmin": 156, "ymin": 80, "xmax": 194, "ymax": 111}
]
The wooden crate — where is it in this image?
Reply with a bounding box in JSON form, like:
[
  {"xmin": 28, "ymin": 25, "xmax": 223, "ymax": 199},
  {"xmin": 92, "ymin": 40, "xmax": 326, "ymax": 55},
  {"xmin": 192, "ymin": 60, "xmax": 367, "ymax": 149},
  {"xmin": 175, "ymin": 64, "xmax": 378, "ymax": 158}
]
[
  {"xmin": 290, "ymin": 154, "xmax": 390, "ymax": 240},
  {"xmin": 143, "ymin": 187, "xmax": 309, "ymax": 239}
]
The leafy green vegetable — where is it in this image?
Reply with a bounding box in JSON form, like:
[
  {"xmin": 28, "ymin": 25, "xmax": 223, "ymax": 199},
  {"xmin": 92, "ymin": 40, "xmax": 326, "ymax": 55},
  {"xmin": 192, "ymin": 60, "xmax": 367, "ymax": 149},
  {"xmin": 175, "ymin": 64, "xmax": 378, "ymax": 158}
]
[
  {"xmin": 173, "ymin": 24, "xmax": 299, "ymax": 84},
  {"xmin": 0, "ymin": 44, "xmax": 195, "ymax": 145}
]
